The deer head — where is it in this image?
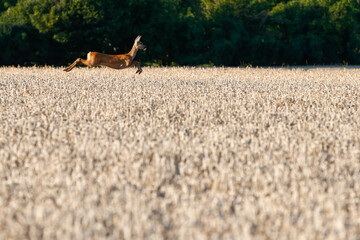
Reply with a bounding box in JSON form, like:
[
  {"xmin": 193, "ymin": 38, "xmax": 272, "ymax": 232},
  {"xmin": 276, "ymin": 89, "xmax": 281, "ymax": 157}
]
[{"xmin": 135, "ymin": 35, "xmax": 147, "ymax": 50}]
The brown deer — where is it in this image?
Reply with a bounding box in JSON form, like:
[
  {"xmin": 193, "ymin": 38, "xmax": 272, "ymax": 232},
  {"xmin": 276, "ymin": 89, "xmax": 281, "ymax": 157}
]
[{"xmin": 64, "ymin": 35, "xmax": 146, "ymax": 74}]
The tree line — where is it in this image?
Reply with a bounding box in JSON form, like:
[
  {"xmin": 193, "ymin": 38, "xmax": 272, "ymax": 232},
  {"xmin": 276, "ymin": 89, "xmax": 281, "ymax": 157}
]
[{"xmin": 0, "ymin": 0, "xmax": 359, "ymax": 66}]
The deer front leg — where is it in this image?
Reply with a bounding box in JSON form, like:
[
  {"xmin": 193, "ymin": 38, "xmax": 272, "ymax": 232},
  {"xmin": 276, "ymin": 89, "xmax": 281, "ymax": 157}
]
[{"xmin": 129, "ymin": 61, "xmax": 142, "ymax": 74}]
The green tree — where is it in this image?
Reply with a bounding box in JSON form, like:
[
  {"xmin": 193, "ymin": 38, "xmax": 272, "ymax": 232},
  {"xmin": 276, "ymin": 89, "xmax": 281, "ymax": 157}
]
[{"xmin": 0, "ymin": 0, "xmax": 359, "ymax": 66}]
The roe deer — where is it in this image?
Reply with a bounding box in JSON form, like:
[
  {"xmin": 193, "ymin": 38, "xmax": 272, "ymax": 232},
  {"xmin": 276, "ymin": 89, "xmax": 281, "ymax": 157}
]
[{"xmin": 64, "ymin": 35, "xmax": 146, "ymax": 74}]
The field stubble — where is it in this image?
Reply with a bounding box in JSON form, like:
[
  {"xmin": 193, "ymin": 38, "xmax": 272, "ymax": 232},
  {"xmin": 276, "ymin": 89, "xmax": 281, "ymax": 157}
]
[{"xmin": 0, "ymin": 67, "xmax": 359, "ymax": 239}]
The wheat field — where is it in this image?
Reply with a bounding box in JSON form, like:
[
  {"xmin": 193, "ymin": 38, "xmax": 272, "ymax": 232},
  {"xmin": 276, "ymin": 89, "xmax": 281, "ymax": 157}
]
[{"xmin": 0, "ymin": 66, "xmax": 359, "ymax": 240}]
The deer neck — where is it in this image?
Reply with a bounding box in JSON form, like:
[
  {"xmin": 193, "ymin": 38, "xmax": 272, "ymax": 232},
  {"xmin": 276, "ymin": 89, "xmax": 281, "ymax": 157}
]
[{"xmin": 128, "ymin": 43, "xmax": 138, "ymax": 60}]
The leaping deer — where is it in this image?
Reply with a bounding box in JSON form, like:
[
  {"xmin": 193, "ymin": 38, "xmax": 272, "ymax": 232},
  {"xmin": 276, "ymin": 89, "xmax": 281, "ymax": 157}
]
[{"xmin": 64, "ymin": 35, "xmax": 146, "ymax": 74}]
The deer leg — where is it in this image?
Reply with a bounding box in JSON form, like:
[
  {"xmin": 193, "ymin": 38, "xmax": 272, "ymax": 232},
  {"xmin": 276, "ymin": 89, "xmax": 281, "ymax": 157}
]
[
  {"xmin": 64, "ymin": 58, "xmax": 80, "ymax": 72},
  {"xmin": 64, "ymin": 58, "xmax": 93, "ymax": 72},
  {"xmin": 79, "ymin": 58, "xmax": 94, "ymax": 67},
  {"xmin": 129, "ymin": 61, "xmax": 142, "ymax": 74}
]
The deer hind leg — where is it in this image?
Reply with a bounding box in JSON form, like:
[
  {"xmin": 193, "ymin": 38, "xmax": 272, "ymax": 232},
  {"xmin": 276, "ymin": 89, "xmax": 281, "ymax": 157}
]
[
  {"xmin": 64, "ymin": 58, "xmax": 80, "ymax": 72},
  {"xmin": 129, "ymin": 61, "xmax": 142, "ymax": 74},
  {"xmin": 64, "ymin": 57, "xmax": 94, "ymax": 72}
]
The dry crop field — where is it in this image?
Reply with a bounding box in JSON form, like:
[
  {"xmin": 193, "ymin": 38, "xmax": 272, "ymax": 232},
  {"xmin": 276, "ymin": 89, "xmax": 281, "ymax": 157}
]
[{"xmin": 0, "ymin": 66, "xmax": 359, "ymax": 240}]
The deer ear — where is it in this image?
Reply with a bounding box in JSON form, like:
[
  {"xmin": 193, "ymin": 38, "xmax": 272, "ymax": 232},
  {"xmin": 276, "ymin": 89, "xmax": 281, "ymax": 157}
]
[{"xmin": 135, "ymin": 35, "xmax": 141, "ymax": 42}]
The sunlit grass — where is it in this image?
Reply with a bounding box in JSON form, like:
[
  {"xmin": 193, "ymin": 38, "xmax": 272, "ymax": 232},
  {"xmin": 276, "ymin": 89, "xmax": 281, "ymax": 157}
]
[{"xmin": 0, "ymin": 66, "xmax": 359, "ymax": 239}]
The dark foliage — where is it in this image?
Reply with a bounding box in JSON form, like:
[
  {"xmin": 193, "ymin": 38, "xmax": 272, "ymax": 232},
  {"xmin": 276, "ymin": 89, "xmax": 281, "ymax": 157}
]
[{"xmin": 0, "ymin": 0, "xmax": 359, "ymax": 66}]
